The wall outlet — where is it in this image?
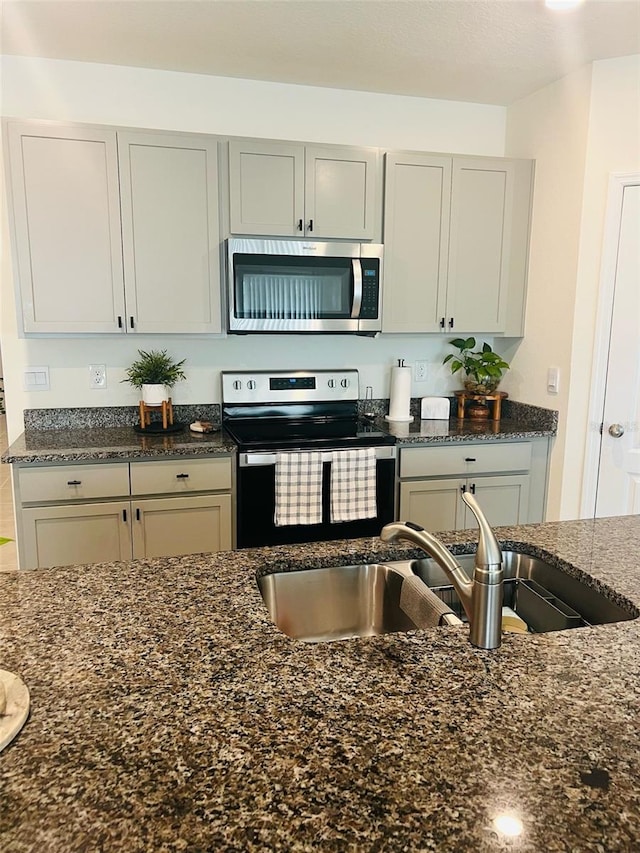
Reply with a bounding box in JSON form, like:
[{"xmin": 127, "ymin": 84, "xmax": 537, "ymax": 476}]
[
  {"xmin": 89, "ymin": 364, "xmax": 107, "ymax": 389},
  {"xmin": 414, "ymin": 360, "xmax": 429, "ymax": 382}
]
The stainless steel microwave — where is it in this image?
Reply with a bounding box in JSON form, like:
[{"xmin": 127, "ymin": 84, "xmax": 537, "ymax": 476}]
[{"xmin": 227, "ymin": 238, "xmax": 383, "ymax": 335}]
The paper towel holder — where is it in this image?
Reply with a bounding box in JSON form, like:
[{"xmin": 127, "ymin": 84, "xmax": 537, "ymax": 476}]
[{"xmin": 384, "ymin": 359, "xmax": 414, "ymax": 423}]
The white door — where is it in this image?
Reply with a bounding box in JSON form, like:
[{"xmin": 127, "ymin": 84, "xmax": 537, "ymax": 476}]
[{"xmin": 595, "ymin": 183, "xmax": 640, "ymax": 516}]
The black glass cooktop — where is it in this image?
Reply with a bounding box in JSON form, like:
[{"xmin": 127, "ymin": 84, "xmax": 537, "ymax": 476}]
[{"xmin": 224, "ymin": 420, "xmax": 394, "ymax": 452}]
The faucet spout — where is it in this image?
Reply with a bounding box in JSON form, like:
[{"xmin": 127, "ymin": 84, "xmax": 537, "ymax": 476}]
[
  {"xmin": 380, "ymin": 521, "xmax": 474, "ymax": 620},
  {"xmin": 381, "ymin": 492, "xmax": 504, "ymax": 649}
]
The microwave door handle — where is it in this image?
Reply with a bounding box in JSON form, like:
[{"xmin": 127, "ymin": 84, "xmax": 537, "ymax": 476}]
[{"xmin": 351, "ymin": 259, "xmax": 363, "ymax": 318}]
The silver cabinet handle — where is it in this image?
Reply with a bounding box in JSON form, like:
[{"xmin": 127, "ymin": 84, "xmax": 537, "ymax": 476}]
[{"xmin": 608, "ymin": 423, "xmax": 625, "ymax": 438}]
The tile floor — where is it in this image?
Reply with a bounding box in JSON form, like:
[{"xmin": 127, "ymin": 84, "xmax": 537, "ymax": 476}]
[{"xmin": 0, "ymin": 415, "xmax": 19, "ymax": 570}]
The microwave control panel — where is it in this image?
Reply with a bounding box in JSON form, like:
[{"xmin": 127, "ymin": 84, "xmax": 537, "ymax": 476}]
[{"xmin": 359, "ymin": 260, "xmax": 380, "ymax": 319}]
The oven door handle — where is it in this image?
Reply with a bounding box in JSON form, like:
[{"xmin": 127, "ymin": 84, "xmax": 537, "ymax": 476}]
[
  {"xmin": 351, "ymin": 259, "xmax": 363, "ymax": 319},
  {"xmin": 239, "ymin": 446, "xmax": 396, "ymax": 467}
]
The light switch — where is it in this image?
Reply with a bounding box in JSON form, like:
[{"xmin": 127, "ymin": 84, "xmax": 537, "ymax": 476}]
[
  {"xmin": 23, "ymin": 366, "xmax": 50, "ymax": 391},
  {"xmin": 547, "ymin": 366, "xmax": 560, "ymax": 394}
]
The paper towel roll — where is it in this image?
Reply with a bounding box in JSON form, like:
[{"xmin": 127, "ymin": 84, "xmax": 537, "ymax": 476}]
[{"xmin": 385, "ymin": 366, "xmax": 414, "ymax": 422}]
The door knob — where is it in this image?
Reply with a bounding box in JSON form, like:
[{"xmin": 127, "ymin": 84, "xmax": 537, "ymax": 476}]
[{"xmin": 608, "ymin": 423, "xmax": 625, "ymax": 438}]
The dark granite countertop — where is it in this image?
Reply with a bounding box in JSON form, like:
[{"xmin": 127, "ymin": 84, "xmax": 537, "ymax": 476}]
[
  {"xmin": 1, "ymin": 515, "xmax": 638, "ymax": 852},
  {"xmin": 382, "ymin": 415, "xmax": 556, "ymax": 444},
  {"xmin": 3, "ymin": 399, "xmax": 556, "ymax": 465},
  {"xmin": 380, "ymin": 399, "xmax": 558, "ymax": 445},
  {"xmin": 1, "ymin": 426, "xmax": 236, "ymax": 464}
]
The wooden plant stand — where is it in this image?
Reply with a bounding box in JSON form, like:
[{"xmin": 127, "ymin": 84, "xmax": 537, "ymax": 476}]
[
  {"xmin": 455, "ymin": 390, "xmax": 508, "ymax": 422},
  {"xmin": 139, "ymin": 398, "xmax": 174, "ymax": 430}
]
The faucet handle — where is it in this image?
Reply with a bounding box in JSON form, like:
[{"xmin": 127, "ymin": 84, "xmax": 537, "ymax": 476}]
[{"xmin": 460, "ymin": 490, "xmax": 502, "ymax": 568}]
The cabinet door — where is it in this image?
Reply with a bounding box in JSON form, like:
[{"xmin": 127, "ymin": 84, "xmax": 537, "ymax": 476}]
[
  {"xmin": 446, "ymin": 158, "xmax": 516, "ymax": 333},
  {"xmin": 461, "ymin": 475, "xmax": 530, "ymax": 529},
  {"xmin": 118, "ymin": 132, "xmax": 222, "ymax": 333},
  {"xmin": 229, "ymin": 140, "xmax": 304, "ymax": 236},
  {"xmin": 7, "ymin": 123, "xmax": 125, "ymax": 333},
  {"xmin": 399, "ymin": 479, "xmax": 465, "ymax": 533},
  {"xmin": 304, "ymin": 146, "xmax": 379, "ymax": 239},
  {"xmin": 20, "ymin": 502, "xmax": 132, "ymax": 569},
  {"xmin": 382, "ymin": 154, "xmax": 451, "ymax": 332},
  {"xmin": 131, "ymin": 495, "xmax": 232, "ymax": 559}
]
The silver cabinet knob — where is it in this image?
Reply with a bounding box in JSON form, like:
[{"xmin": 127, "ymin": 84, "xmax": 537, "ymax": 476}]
[
  {"xmin": 341, "ymin": 378, "xmax": 350, "ymax": 388},
  {"xmin": 233, "ymin": 380, "xmax": 242, "ymax": 390},
  {"xmin": 608, "ymin": 423, "xmax": 625, "ymax": 438},
  {"xmin": 328, "ymin": 379, "xmax": 336, "ymax": 388},
  {"xmin": 247, "ymin": 380, "xmax": 256, "ymax": 390}
]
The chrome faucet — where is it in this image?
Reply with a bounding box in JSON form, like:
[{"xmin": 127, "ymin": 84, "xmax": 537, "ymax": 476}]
[{"xmin": 381, "ymin": 490, "xmax": 504, "ymax": 649}]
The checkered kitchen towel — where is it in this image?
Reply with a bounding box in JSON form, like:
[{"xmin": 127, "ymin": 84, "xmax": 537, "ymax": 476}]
[
  {"xmin": 330, "ymin": 448, "xmax": 377, "ymax": 523},
  {"xmin": 274, "ymin": 452, "xmax": 324, "ymax": 526}
]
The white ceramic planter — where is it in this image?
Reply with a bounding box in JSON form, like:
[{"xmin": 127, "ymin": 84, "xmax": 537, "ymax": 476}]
[{"xmin": 141, "ymin": 384, "xmax": 169, "ymax": 406}]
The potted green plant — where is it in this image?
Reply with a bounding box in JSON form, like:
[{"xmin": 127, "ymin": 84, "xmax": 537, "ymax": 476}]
[
  {"xmin": 123, "ymin": 349, "xmax": 187, "ymax": 406},
  {"xmin": 443, "ymin": 337, "xmax": 510, "ymax": 394}
]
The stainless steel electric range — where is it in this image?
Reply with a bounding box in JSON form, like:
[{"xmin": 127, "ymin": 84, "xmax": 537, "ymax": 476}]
[{"xmin": 221, "ymin": 369, "xmax": 396, "ymax": 549}]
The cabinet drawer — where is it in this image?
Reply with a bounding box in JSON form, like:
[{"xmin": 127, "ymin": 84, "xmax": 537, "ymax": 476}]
[
  {"xmin": 400, "ymin": 442, "xmax": 532, "ymax": 478},
  {"xmin": 130, "ymin": 457, "xmax": 232, "ymax": 495},
  {"xmin": 18, "ymin": 463, "xmax": 130, "ymax": 503}
]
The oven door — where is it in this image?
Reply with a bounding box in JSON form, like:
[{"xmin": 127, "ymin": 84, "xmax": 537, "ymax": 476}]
[{"xmin": 236, "ymin": 447, "xmax": 396, "ymax": 549}]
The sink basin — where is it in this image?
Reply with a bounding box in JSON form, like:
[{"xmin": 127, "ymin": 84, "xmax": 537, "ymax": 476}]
[
  {"xmin": 258, "ymin": 563, "xmax": 415, "ymax": 642},
  {"xmin": 413, "ymin": 551, "xmax": 635, "ymax": 633},
  {"xmin": 258, "ymin": 551, "xmax": 636, "ymax": 643}
]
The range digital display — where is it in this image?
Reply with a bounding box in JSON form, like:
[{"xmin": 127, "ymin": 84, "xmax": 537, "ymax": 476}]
[{"xmin": 270, "ymin": 377, "xmax": 316, "ymax": 391}]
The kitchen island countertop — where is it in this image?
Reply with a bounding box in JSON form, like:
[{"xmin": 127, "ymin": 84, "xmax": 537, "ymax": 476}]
[{"xmin": 1, "ymin": 515, "xmax": 639, "ymax": 852}]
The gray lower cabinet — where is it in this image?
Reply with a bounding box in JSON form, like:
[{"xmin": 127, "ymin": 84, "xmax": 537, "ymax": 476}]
[
  {"xmin": 6, "ymin": 122, "xmax": 223, "ymax": 334},
  {"xmin": 21, "ymin": 501, "xmax": 134, "ymax": 568},
  {"xmin": 398, "ymin": 440, "xmax": 549, "ymax": 532},
  {"xmin": 228, "ymin": 139, "xmax": 381, "ymax": 240},
  {"xmin": 14, "ymin": 457, "xmax": 234, "ymax": 569},
  {"xmin": 383, "ymin": 153, "xmax": 534, "ymax": 336}
]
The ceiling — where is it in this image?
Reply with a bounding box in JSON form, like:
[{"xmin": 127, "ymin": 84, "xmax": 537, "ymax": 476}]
[{"xmin": 1, "ymin": 0, "xmax": 639, "ymax": 105}]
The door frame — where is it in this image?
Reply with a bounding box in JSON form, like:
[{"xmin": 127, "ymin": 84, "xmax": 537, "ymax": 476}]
[{"xmin": 581, "ymin": 172, "xmax": 640, "ymax": 517}]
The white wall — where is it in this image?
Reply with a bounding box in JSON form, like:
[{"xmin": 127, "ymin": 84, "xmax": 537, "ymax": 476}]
[
  {"xmin": 562, "ymin": 55, "xmax": 640, "ymax": 517},
  {"xmin": 0, "ymin": 57, "xmax": 507, "ymax": 441},
  {"xmin": 503, "ymin": 65, "xmax": 593, "ymax": 520},
  {"xmin": 505, "ymin": 55, "xmax": 640, "ymax": 520}
]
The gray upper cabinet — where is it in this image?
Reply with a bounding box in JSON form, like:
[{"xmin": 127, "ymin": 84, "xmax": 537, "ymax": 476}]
[
  {"xmin": 228, "ymin": 140, "xmax": 304, "ymax": 237},
  {"xmin": 229, "ymin": 140, "xmax": 380, "ymax": 239},
  {"xmin": 118, "ymin": 131, "xmax": 222, "ymax": 334},
  {"xmin": 7, "ymin": 123, "xmax": 126, "ymax": 334},
  {"xmin": 382, "ymin": 153, "xmax": 451, "ymax": 333},
  {"xmin": 6, "ymin": 122, "xmax": 223, "ymax": 334},
  {"xmin": 382, "ymin": 152, "xmax": 533, "ymax": 336}
]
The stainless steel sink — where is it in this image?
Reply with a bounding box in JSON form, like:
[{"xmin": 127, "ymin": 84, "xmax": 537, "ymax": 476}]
[
  {"xmin": 413, "ymin": 551, "xmax": 635, "ymax": 633},
  {"xmin": 258, "ymin": 563, "xmax": 415, "ymax": 642},
  {"xmin": 258, "ymin": 551, "xmax": 636, "ymax": 643}
]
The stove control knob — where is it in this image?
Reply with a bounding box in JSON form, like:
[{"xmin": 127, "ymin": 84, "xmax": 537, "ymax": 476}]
[
  {"xmin": 233, "ymin": 380, "xmax": 242, "ymax": 391},
  {"xmin": 328, "ymin": 379, "xmax": 336, "ymax": 388},
  {"xmin": 341, "ymin": 378, "xmax": 350, "ymax": 388},
  {"xmin": 247, "ymin": 380, "xmax": 257, "ymax": 390}
]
